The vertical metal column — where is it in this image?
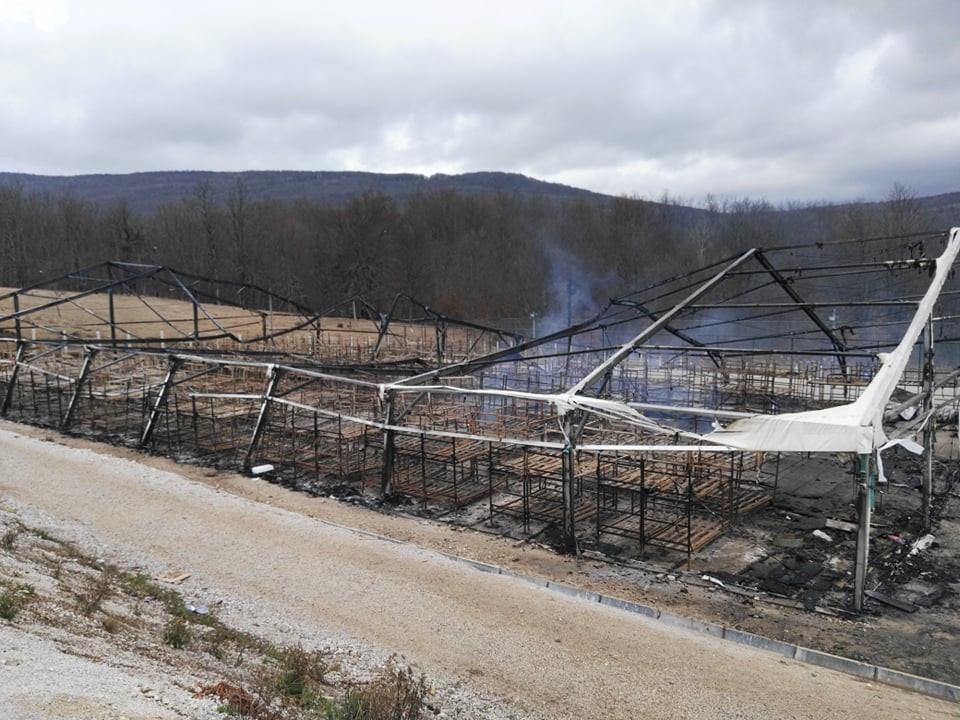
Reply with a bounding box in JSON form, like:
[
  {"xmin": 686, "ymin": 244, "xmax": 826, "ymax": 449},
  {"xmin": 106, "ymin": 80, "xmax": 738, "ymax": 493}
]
[
  {"xmin": 242, "ymin": 365, "xmax": 282, "ymax": 472},
  {"xmin": 921, "ymin": 316, "xmax": 935, "ymax": 531},
  {"xmin": 62, "ymin": 348, "xmax": 97, "ymax": 429},
  {"xmin": 107, "ymin": 288, "xmax": 118, "ymax": 347},
  {"xmin": 380, "ymin": 389, "xmax": 396, "ymax": 495},
  {"xmin": 140, "ymin": 357, "xmax": 182, "ymax": 446},
  {"xmin": 853, "ymin": 453, "xmax": 873, "ymax": 611},
  {"xmin": 561, "ymin": 413, "xmax": 578, "ymax": 552},
  {"xmin": 1, "ymin": 341, "xmax": 25, "ymax": 416},
  {"xmin": 12, "ymin": 292, "xmax": 22, "ymax": 343}
]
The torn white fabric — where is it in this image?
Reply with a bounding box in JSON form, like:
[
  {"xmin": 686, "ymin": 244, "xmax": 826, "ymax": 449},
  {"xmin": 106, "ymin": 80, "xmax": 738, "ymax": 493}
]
[
  {"xmin": 705, "ymin": 227, "xmax": 960, "ymax": 454},
  {"xmin": 875, "ymin": 436, "xmax": 924, "ymax": 484}
]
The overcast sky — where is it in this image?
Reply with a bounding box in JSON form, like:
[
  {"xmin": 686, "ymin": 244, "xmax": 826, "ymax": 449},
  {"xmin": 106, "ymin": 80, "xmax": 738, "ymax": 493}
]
[{"xmin": 1, "ymin": 0, "xmax": 958, "ymax": 203}]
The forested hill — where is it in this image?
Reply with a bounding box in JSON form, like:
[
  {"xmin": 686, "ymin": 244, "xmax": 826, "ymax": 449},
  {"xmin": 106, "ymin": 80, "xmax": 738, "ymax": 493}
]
[
  {"xmin": 0, "ymin": 170, "xmax": 610, "ymax": 212},
  {"xmin": 0, "ymin": 170, "xmax": 956, "ymax": 327}
]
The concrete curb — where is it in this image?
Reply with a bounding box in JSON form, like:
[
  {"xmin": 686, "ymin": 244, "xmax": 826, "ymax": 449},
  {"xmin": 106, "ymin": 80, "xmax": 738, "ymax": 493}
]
[
  {"xmin": 722, "ymin": 627, "xmax": 795, "ymax": 659},
  {"xmin": 213, "ymin": 501, "xmax": 960, "ymax": 705},
  {"xmin": 874, "ymin": 666, "xmax": 960, "ymax": 703},
  {"xmin": 795, "ymin": 646, "xmax": 875, "ymax": 680},
  {"xmin": 658, "ymin": 610, "xmax": 725, "ymax": 638},
  {"xmin": 433, "ymin": 549, "xmax": 960, "ymax": 704}
]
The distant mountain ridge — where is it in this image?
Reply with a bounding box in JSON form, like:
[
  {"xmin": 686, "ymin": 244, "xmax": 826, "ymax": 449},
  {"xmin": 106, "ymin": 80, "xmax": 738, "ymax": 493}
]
[
  {"xmin": 2, "ymin": 170, "xmax": 957, "ymax": 219},
  {"xmin": 0, "ymin": 170, "xmax": 612, "ymax": 212}
]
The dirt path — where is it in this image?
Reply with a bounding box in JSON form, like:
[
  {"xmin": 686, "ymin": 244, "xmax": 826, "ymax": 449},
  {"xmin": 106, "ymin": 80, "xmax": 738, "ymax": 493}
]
[{"xmin": 0, "ymin": 426, "xmax": 953, "ymax": 720}]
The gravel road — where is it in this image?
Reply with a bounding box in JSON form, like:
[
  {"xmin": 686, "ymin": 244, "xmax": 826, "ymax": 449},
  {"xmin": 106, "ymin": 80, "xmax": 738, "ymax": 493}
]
[{"xmin": 0, "ymin": 425, "xmax": 954, "ymax": 720}]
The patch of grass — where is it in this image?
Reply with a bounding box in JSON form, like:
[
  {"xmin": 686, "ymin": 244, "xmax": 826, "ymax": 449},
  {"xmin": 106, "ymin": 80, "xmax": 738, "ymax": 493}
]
[
  {"xmin": 336, "ymin": 660, "xmax": 428, "ymax": 720},
  {"xmin": 1, "ymin": 526, "xmax": 21, "ymax": 551},
  {"xmin": 75, "ymin": 569, "xmax": 114, "ymax": 616},
  {"xmin": 240, "ymin": 644, "xmax": 334, "ymax": 716},
  {"xmin": 0, "ymin": 582, "xmax": 35, "ymax": 621},
  {"xmin": 197, "ymin": 682, "xmax": 262, "ymax": 717},
  {"xmin": 276, "ymin": 645, "xmax": 329, "ymax": 700},
  {"xmin": 229, "ymin": 653, "xmax": 426, "ymax": 720},
  {"xmin": 163, "ymin": 617, "xmax": 191, "ymax": 649},
  {"xmin": 0, "ymin": 591, "xmax": 21, "ymax": 620}
]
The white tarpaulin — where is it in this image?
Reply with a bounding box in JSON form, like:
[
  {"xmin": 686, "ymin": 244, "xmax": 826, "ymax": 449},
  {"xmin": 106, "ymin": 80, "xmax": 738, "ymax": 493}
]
[{"xmin": 704, "ymin": 227, "xmax": 960, "ymax": 454}]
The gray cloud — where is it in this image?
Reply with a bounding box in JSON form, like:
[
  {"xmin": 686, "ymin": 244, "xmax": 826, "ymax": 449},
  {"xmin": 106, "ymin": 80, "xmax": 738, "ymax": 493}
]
[{"xmin": 1, "ymin": 0, "xmax": 958, "ymax": 202}]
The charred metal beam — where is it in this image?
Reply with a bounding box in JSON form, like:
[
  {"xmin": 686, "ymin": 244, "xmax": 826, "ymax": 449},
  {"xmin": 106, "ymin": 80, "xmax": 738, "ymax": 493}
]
[
  {"xmin": 394, "ymin": 306, "xmax": 612, "ymax": 386},
  {"xmin": 140, "ymin": 356, "xmax": 182, "ymax": 446},
  {"xmin": 752, "ymin": 250, "xmax": 849, "ymax": 377},
  {"xmin": 381, "ymin": 389, "xmax": 397, "ymax": 495},
  {"xmin": 683, "ymin": 300, "xmax": 918, "ymax": 309},
  {"xmin": 62, "ymin": 347, "xmax": 97, "ymax": 429},
  {"xmin": 0, "ymin": 341, "xmax": 25, "ymax": 416},
  {"xmin": 571, "ymin": 249, "xmax": 758, "ymax": 396},
  {"xmin": 618, "ymin": 299, "xmax": 726, "ymax": 372},
  {"xmin": 242, "ymin": 365, "xmax": 283, "ymax": 472},
  {"xmin": 0, "ymin": 266, "xmax": 163, "ymax": 325}
]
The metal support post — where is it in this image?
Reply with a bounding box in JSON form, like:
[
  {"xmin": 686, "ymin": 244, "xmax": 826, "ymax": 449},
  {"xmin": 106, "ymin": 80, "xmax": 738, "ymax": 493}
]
[
  {"xmin": 107, "ymin": 287, "xmax": 118, "ymax": 347},
  {"xmin": 140, "ymin": 357, "xmax": 182, "ymax": 446},
  {"xmin": 921, "ymin": 316, "xmax": 935, "ymax": 531},
  {"xmin": 561, "ymin": 412, "xmax": 578, "ymax": 552},
  {"xmin": 380, "ymin": 389, "xmax": 397, "ymax": 496},
  {"xmin": 1, "ymin": 341, "xmax": 25, "ymax": 416},
  {"xmin": 242, "ymin": 365, "xmax": 282, "ymax": 472},
  {"xmin": 62, "ymin": 348, "xmax": 97, "ymax": 429},
  {"xmin": 853, "ymin": 453, "xmax": 874, "ymax": 611}
]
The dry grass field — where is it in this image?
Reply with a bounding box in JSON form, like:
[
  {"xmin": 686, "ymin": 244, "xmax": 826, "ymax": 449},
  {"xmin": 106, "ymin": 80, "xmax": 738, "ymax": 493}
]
[{"xmin": 0, "ymin": 287, "xmax": 496, "ymax": 360}]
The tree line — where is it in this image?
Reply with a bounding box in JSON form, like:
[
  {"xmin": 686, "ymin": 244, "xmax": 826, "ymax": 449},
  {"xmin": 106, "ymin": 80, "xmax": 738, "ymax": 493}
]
[{"xmin": 0, "ymin": 179, "xmax": 949, "ymax": 329}]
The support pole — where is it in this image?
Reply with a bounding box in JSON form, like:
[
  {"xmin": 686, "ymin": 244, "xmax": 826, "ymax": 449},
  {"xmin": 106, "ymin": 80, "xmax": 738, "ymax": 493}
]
[
  {"xmin": 12, "ymin": 292, "xmax": 22, "ymax": 343},
  {"xmin": 242, "ymin": 365, "xmax": 282, "ymax": 472},
  {"xmin": 62, "ymin": 348, "xmax": 97, "ymax": 429},
  {"xmin": 1, "ymin": 342, "xmax": 25, "ymax": 416},
  {"xmin": 921, "ymin": 315, "xmax": 935, "ymax": 531},
  {"xmin": 853, "ymin": 453, "xmax": 873, "ymax": 612},
  {"xmin": 140, "ymin": 357, "xmax": 182, "ymax": 446},
  {"xmin": 107, "ymin": 287, "xmax": 118, "ymax": 347},
  {"xmin": 561, "ymin": 412, "xmax": 578, "ymax": 552},
  {"xmin": 380, "ymin": 389, "xmax": 397, "ymax": 496}
]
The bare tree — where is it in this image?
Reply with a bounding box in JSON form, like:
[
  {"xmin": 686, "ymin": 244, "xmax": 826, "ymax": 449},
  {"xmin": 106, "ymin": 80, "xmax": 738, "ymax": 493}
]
[{"xmin": 226, "ymin": 178, "xmax": 250, "ymax": 285}]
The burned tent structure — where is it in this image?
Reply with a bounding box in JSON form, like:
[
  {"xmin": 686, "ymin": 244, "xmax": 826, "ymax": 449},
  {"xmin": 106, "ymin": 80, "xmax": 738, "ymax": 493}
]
[{"xmin": 2, "ymin": 228, "xmax": 959, "ymax": 610}]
